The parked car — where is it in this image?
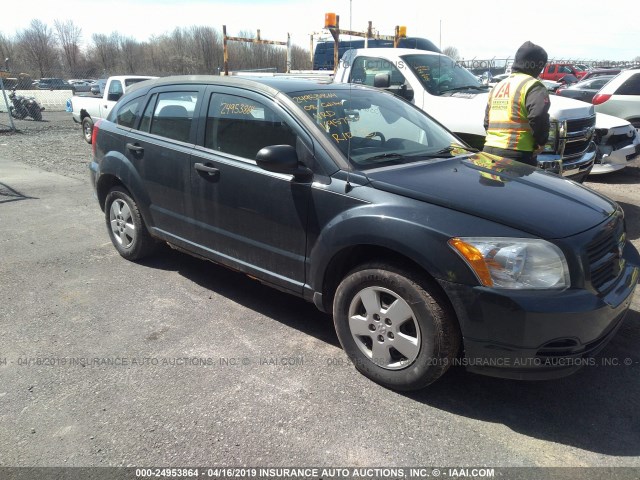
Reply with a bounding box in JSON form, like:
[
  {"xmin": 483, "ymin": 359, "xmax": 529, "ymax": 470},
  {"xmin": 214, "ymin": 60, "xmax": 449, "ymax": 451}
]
[
  {"xmin": 90, "ymin": 75, "xmax": 639, "ymax": 391},
  {"xmin": 68, "ymin": 79, "xmax": 95, "ymax": 93},
  {"xmin": 592, "ymin": 112, "xmax": 640, "ymax": 174},
  {"xmin": 69, "ymin": 75, "xmax": 156, "ymax": 142},
  {"xmin": 89, "ymin": 79, "xmax": 107, "ymax": 96},
  {"xmin": 36, "ymin": 77, "xmax": 72, "ymax": 90},
  {"xmin": 539, "ymin": 63, "xmax": 586, "ymax": 82},
  {"xmin": 335, "ymin": 49, "xmax": 597, "ymax": 182},
  {"xmin": 593, "ymin": 68, "xmax": 640, "ymax": 129},
  {"xmin": 581, "ymin": 68, "xmax": 622, "ymax": 82},
  {"xmin": 555, "ymin": 75, "xmax": 615, "ymax": 103}
]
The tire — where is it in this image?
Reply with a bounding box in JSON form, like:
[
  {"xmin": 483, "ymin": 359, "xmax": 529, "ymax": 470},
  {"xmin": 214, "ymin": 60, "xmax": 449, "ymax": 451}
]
[
  {"xmin": 333, "ymin": 263, "xmax": 460, "ymax": 391},
  {"xmin": 82, "ymin": 116, "xmax": 94, "ymax": 144},
  {"xmin": 10, "ymin": 107, "xmax": 27, "ymax": 120},
  {"xmin": 104, "ymin": 187, "xmax": 157, "ymax": 261},
  {"xmin": 31, "ymin": 108, "xmax": 42, "ymax": 121}
]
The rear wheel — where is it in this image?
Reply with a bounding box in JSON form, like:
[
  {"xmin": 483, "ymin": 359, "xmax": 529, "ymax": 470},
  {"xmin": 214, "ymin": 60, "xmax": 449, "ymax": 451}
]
[
  {"xmin": 333, "ymin": 263, "xmax": 460, "ymax": 391},
  {"xmin": 82, "ymin": 117, "xmax": 94, "ymax": 143},
  {"xmin": 31, "ymin": 108, "xmax": 42, "ymax": 121},
  {"xmin": 104, "ymin": 187, "xmax": 157, "ymax": 261}
]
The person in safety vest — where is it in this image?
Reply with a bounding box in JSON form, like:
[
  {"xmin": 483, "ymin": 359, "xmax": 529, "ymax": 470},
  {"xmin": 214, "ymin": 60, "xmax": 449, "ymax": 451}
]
[{"xmin": 483, "ymin": 41, "xmax": 550, "ymax": 167}]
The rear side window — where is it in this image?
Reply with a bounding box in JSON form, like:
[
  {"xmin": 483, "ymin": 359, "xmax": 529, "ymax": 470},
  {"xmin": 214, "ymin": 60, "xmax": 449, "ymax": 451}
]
[
  {"xmin": 615, "ymin": 73, "xmax": 640, "ymax": 96},
  {"xmin": 147, "ymin": 92, "xmax": 198, "ymax": 143},
  {"xmin": 115, "ymin": 98, "xmax": 141, "ymax": 128},
  {"xmin": 204, "ymin": 93, "xmax": 296, "ymax": 159}
]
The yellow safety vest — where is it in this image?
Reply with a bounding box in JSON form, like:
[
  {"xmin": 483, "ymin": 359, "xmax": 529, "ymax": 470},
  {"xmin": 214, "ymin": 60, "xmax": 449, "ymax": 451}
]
[{"xmin": 485, "ymin": 73, "xmax": 542, "ymax": 152}]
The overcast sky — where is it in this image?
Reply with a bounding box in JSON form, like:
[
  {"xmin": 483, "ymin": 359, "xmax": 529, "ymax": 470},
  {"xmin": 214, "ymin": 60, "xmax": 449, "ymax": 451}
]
[{"xmin": 1, "ymin": 0, "xmax": 638, "ymax": 61}]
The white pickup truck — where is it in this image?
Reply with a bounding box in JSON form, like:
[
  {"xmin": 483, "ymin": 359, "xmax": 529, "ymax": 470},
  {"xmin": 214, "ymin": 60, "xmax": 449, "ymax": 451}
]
[
  {"xmin": 69, "ymin": 75, "xmax": 156, "ymax": 143},
  {"xmin": 335, "ymin": 48, "xmax": 598, "ymax": 182}
]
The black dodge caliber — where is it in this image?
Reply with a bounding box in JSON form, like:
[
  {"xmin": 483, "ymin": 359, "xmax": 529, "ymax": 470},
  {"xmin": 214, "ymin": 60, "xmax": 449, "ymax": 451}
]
[{"xmin": 89, "ymin": 75, "xmax": 639, "ymax": 390}]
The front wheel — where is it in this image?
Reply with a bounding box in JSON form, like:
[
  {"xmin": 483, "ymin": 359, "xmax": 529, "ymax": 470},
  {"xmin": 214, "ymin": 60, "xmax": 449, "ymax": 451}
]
[
  {"xmin": 104, "ymin": 187, "xmax": 157, "ymax": 261},
  {"xmin": 10, "ymin": 106, "xmax": 27, "ymax": 120},
  {"xmin": 333, "ymin": 263, "xmax": 460, "ymax": 391},
  {"xmin": 82, "ymin": 117, "xmax": 94, "ymax": 143}
]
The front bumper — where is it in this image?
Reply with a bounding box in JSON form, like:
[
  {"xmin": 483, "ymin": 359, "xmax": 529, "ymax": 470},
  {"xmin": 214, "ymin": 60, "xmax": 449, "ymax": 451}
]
[
  {"xmin": 537, "ymin": 141, "xmax": 597, "ymax": 183},
  {"xmin": 438, "ymin": 244, "xmax": 639, "ymax": 381},
  {"xmin": 592, "ymin": 133, "xmax": 640, "ymax": 175}
]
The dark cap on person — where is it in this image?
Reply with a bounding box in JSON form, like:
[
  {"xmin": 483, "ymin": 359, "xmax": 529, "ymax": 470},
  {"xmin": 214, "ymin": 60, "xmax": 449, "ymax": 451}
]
[{"xmin": 512, "ymin": 41, "xmax": 548, "ymax": 77}]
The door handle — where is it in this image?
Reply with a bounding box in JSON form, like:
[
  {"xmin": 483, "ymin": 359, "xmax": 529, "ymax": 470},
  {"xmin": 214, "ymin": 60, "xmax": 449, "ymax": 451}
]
[
  {"xmin": 126, "ymin": 143, "xmax": 144, "ymax": 153},
  {"xmin": 194, "ymin": 163, "xmax": 220, "ymax": 177}
]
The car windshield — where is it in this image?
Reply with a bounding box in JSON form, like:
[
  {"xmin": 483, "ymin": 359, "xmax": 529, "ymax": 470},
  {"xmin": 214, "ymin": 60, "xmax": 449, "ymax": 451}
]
[
  {"xmin": 402, "ymin": 54, "xmax": 488, "ymax": 95},
  {"xmin": 287, "ymin": 87, "xmax": 470, "ymax": 171}
]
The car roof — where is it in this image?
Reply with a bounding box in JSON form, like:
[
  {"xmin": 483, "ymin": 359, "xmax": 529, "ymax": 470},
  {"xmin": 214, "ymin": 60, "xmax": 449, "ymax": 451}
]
[
  {"xmin": 125, "ymin": 74, "xmax": 361, "ymax": 97},
  {"xmin": 596, "ymin": 68, "xmax": 639, "ymax": 94}
]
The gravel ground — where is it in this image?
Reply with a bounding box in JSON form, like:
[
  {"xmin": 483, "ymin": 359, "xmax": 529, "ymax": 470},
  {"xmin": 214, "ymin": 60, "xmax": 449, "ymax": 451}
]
[{"xmin": 0, "ymin": 111, "xmax": 91, "ymax": 180}]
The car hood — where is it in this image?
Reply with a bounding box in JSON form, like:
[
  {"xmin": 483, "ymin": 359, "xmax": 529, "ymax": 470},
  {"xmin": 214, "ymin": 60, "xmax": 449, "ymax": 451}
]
[
  {"xmin": 595, "ymin": 111, "xmax": 632, "ymax": 130},
  {"xmin": 365, "ymin": 153, "xmax": 617, "ymax": 239}
]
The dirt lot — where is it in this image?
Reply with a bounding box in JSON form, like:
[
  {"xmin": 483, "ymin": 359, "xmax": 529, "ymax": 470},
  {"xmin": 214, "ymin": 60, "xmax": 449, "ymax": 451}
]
[{"xmin": 1, "ymin": 111, "xmax": 639, "ymax": 474}]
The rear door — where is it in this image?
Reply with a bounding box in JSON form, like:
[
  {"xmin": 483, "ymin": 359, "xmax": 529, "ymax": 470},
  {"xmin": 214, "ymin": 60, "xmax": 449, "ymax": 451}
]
[
  {"xmin": 122, "ymin": 85, "xmax": 205, "ymax": 238},
  {"xmin": 187, "ymin": 86, "xmax": 315, "ymax": 292}
]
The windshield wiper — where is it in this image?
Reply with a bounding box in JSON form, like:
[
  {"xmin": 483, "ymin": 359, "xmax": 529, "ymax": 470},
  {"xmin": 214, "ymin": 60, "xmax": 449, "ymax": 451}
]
[
  {"xmin": 415, "ymin": 145, "xmax": 478, "ymax": 159},
  {"xmin": 364, "ymin": 152, "xmax": 405, "ymax": 162}
]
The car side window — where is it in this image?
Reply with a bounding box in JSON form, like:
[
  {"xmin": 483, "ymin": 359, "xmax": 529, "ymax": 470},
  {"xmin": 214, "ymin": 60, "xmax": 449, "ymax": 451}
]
[
  {"xmin": 548, "ymin": 65, "xmax": 556, "ymax": 73},
  {"xmin": 115, "ymin": 98, "xmax": 141, "ymax": 128},
  {"xmin": 205, "ymin": 93, "xmax": 297, "ymax": 160},
  {"xmin": 616, "ymin": 73, "xmax": 640, "ymax": 96},
  {"xmin": 148, "ymin": 92, "xmax": 198, "ymax": 143}
]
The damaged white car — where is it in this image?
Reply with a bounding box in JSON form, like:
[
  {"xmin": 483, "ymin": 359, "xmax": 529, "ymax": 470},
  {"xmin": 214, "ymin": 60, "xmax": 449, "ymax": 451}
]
[{"xmin": 591, "ymin": 113, "xmax": 640, "ymax": 174}]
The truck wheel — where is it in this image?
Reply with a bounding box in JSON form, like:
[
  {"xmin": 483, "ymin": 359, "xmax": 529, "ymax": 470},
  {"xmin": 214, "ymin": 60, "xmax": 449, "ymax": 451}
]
[
  {"xmin": 82, "ymin": 117, "xmax": 94, "ymax": 144},
  {"xmin": 333, "ymin": 263, "xmax": 460, "ymax": 391},
  {"xmin": 105, "ymin": 187, "xmax": 157, "ymax": 261}
]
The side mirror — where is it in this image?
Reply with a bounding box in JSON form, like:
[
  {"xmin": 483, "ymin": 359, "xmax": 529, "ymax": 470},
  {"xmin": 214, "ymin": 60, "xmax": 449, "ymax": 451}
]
[
  {"xmin": 256, "ymin": 145, "xmax": 312, "ymax": 181},
  {"xmin": 374, "ymin": 73, "xmax": 390, "ymax": 88}
]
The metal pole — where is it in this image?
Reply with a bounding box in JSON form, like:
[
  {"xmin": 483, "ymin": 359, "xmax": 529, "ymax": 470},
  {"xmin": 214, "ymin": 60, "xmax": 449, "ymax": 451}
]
[
  {"xmin": 223, "ymin": 25, "xmax": 229, "ymax": 76},
  {"xmin": 286, "ymin": 34, "xmax": 291, "ymax": 73},
  {"xmin": 0, "ymin": 77, "xmax": 16, "ymax": 131}
]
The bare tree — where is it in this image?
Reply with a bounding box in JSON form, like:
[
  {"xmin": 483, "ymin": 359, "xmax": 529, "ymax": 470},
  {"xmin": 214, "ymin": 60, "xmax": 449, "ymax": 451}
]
[
  {"xmin": 442, "ymin": 46, "xmax": 460, "ymax": 61},
  {"xmin": 0, "ymin": 33, "xmax": 16, "ymax": 68},
  {"xmin": 120, "ymin": 36, "xmax": 142, "ymax": 74},
  {"xmin": 54, "ymin": 19, "xmax": 82, "ymax": 77},
  {"xmin": 190, "ymin": 26, "xmax": 222, "ymax": 74},
  {"xmin": 91, "ymin": 33, "xmax": 120, "ymax": 74},
  {"xmin": 16, "ymin": 19, "xmax": 59, "ymax": 78},
  {"xmin": 291, "ymin": 45, "xmax": 311, "ymax": 70}
]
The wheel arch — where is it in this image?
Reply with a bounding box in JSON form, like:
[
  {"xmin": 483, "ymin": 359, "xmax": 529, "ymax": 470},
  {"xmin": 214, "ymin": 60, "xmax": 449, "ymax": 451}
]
[
  {"xmin": 318, "ymin": 244, "xmax": 455, "ymax": 318},
  {"xmin": 95, "ymin": 154, "xmax": 154, "ymax": 230}
]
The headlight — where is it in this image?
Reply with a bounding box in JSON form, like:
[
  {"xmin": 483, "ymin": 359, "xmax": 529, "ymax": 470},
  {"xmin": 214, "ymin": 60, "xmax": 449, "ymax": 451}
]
[
  {"xmin": 542, "ymin": 121, "xmax": 558, "ymax": 153},
  {"xmin": 449, "ymin": 237, "xmax": 570, "ymax": 289}
]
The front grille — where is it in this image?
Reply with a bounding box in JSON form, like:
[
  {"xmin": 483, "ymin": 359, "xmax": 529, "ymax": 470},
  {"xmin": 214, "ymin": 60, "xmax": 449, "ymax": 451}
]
[
  {"xmin": 560, "ymin": 115, "xmax": 596, "ymax": 158},
  {"xmin": 566, "ymin": 116, "xmax": 596, "ymax": 134},
  {"xmin": 586, "ymin": 215, "xmax": 625, "ymax": 292},
  {"xmin": 563, "ymin": 140, "xmax": 590, "ymax": 157}
]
